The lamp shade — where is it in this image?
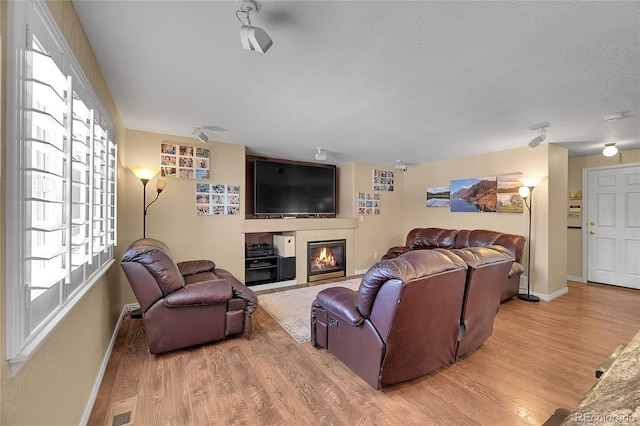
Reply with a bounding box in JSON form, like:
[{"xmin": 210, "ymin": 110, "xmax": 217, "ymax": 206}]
[
  {"xmin": 130, "ymin": 167, "xmax": 159, "ymax": 181},
  {"xmin": 156, "ymin": 179, "xmax": 167, "ymax": 192},
  {"xmin": 519, "ymin": 186, "xmax": 530, "ymax": 198},
  {"xmin": 519, "ymin": 177, "xmax": 543, "ymax": 188}
]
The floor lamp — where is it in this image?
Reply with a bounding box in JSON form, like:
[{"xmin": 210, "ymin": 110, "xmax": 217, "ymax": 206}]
[
  {"xmin": 518, "ymin": 177, "xmax": 543, "ymax": 302},
  {"xmin": 128, "ymin": 167, "xmax": 166, "ymax": 320},
  {"xmin": 130, "ymin": 167, "xmax": 167, "ymax": 238}
]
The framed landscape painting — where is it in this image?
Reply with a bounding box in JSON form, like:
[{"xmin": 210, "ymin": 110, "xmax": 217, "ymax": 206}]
[
  {"xmin": 496, "ymin": 173, "xmax": 524, "ymax": 213},
  {"xmin": 450, "ymin": 177, "xmax": 497, "ymax": 212},
  {"xmin": 426, "ymin": 186, "xmax": 450, "ymax": 207}
]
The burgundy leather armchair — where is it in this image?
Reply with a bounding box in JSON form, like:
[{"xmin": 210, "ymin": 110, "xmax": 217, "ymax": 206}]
[
  {"xmin": 121, "ymin": 238, "xmax": 258, "ymax": 354},
  {"xmin": 311, "ymin": 245, "xmax": 515, "ymax": 389},
  {"xmin": 311, "ymin": 249, "xmax": 469, "ymax": 389}
]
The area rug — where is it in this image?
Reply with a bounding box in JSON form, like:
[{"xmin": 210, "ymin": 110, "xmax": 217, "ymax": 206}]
[{"xmin": 258, "ymin": 278, "xmax": 361, "ymax": 343}]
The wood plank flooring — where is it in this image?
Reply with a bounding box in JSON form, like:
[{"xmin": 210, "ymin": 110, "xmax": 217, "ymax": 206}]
[{"xmin": 88, "ymin": 281, "xmax": 640, "ymax": 426}]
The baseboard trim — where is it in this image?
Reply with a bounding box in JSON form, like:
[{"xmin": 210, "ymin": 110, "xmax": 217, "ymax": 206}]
[
  {"xmin": 567, "ymin": 275, "xmax": 585, "ymax": 283},
  {"xmin": 533, "ymin": 286, "xmax": 569, "ymax": 302},
  {"xmin": 80, "ymin": 303, "xmax": 140, "ymax": 426},
  {"xmin": 355, "ymin": 268, "xmax": 369, "ymax": 275},
  {"xmin": 247, "ymin": 280, "xmax": 297, "ymax": 292}
]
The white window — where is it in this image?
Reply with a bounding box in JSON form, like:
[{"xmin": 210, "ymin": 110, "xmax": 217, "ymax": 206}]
[{"xmin": 5, "ymin": 0, "xmax": 117, "ymax": 375}]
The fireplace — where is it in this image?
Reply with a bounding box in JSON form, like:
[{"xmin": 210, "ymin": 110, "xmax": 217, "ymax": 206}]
[{"xmin": 307, "ymin": 239, "xmax": 346, "ymax": 282}]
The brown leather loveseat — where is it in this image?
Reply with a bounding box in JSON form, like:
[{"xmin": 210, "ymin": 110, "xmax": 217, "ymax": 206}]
[
  {"xmin": 382, "ymin": 228, "xmax": 525, "ymax": 301},
  {"xmin": 311, "ymin": 245, "xmax": 515, "ymax": 389},
  {"xmin": 121, "ymin": 238, "xmax": 258, "ymax": 354}
]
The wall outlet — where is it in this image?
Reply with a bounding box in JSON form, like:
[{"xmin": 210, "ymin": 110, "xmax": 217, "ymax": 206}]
[{"xmin": 374, "ymin": 252, "xmax": 378, "ymax": 259}]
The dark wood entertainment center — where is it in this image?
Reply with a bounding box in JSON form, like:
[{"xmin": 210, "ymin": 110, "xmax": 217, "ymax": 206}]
[{"xmin": 244, "ymin": 155, "xmax": 341, "ymax": 286}]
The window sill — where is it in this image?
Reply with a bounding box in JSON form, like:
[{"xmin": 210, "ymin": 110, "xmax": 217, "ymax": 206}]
[{"xmin": 8, "ymin": 259, "xmax": 115, "ymax": 377}]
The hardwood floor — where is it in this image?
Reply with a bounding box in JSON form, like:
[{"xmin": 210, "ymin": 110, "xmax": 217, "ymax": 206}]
[{"xmin": 88, "ymin": 281, "xmax": 640, "ymax": 425}]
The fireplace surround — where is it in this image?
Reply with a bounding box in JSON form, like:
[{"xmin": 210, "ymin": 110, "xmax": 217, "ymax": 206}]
[{"xmin": 307, "ymin": 239, "xmax": 346, "ymax": 282}]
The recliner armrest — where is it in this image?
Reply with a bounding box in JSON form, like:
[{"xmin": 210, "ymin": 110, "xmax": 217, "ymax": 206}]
[
  {"xmin": 163, "ymin": 279, "xmax": 232, "ymax": 307},
  {"xmin": 509, "ymin": 261, "xmax": 524, "ymax": 278},
  {"xmin": 177, "ymin": 260, "xmax": 216, "ymax": 276},
  {"xmin": 315, "ymin": 287, "xmax": 364, "ymax": 326}
]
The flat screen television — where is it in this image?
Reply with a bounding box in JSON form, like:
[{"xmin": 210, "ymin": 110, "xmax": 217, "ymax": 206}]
[{"xmin": 254, "ymin": 160, "xmax": 336, "ymax": 216}]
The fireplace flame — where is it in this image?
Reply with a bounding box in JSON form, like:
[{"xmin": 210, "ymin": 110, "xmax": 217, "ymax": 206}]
[{"xmin": 312, "ymin": 247, "xmax": 337, "ymax": 271}]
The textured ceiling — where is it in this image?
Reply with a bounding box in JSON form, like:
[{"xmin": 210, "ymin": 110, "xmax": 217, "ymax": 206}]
[{"xmin": 72, "ymin": 1, "xmax": 640, "ymax": 166}]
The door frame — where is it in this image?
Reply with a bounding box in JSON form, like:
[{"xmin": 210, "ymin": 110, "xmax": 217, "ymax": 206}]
[{"xmin": 581, "ymin": 162, "xmax": 640, "ymax": 283}]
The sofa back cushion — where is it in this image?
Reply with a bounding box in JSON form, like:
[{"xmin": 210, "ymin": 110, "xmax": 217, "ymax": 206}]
[
  {"xmin": 454, "ymin": 229, "xmax": 525, "ymax": 263},
  {"xmin": 451, "ymin": 245, "xmax": 515, "ymax": 358},
  {"xmin": 357, "ymin": 249, "xmax": 467, "ymax": 318},
  {"xmin": 405, "ymin": 227, "xmax": 458, "ymax": 251},
  {"xmin": 121, "ymin": 238, "xmax": 185, "ymax": 296},
  {"xmin": 367, "ymin": 249, "xmax": 468, "ymax": 386}
]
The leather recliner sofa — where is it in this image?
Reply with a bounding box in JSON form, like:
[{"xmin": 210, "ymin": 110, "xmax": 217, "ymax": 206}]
[
  {"xmin": 382, "ymin": 228, "xmax": 525, "ymax": 301},
  {"xmin": 121, "ymin": 238, "xmax": 258, "ymax": 354},
  {"xmin": 310, "ymin": 245, "xmax": 515, "ymax": 389}
]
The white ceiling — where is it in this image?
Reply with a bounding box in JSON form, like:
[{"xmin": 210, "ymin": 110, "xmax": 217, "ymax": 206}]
[{"xmin": 72, "ymin": 0, "xmax": 640, "ymax": 166}]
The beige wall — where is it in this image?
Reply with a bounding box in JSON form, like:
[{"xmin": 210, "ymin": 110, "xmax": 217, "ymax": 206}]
[
  {"xmin": 403, "ymin": 144, "xmax": 568, "ymax": 298},
  {"xmin": 566, "ymin": 149, "xmax": 640, "ymax": 279},
  {"xmin": 342, "ymin": 161, "xmax": 405, "ymax": 272},
  {"xmin": 121, "ymin": 130, "xmax": 247, "ymax": 281},
  {"xmin": 1, "ymin": 1, "xmax": 126, "ymax": 424}
]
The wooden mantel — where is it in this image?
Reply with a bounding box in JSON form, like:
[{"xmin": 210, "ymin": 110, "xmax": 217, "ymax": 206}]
[{"xmin": 242, "ymin": 218, "xmax": 358, "ymax": 234}]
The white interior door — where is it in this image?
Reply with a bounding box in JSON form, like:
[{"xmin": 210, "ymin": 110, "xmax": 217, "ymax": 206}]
[{"xmin": 585, "ymin": 163, "xmax": 640, "ymax": 289}]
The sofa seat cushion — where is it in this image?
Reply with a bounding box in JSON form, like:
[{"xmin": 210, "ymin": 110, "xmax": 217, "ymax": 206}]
[{"xmin": 163, "ymin": 279, "xmax": 232, "ymax": 307}]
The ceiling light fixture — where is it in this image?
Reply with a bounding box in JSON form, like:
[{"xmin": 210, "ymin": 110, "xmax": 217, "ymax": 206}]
[
  {"xmin": 236, "ymin": 0, "xmax": 273, "ymax": 53},
  {"xmin": 192, "ymin": 127, "xmax": 209, "ymax": 143},
  {"xmin": 395, "ymin": 160, "xmax": 407, "ymax": 172},
  {"xmin": 527, "ymin": 122, "xmax": 550, "ymax": 148},
  {"xmin": 602, "ymin": 143, "xmax": 618, "ymax": 157},
  {"xmin": 601, "ymin": 112, "xmax": 627, "ymax": 157},
  {"xmin": 315, "ymin": 148, "xmax": 327, "ymax": 161}
]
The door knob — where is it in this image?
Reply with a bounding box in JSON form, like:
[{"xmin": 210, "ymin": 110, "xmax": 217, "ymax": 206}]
[
  {"xmin": 589, "ymin": 230, "xmax": 595, "ymax": 235},
  {"xmin": 590, "ymin": 221, "xmax": 595, "ymax": 226}
]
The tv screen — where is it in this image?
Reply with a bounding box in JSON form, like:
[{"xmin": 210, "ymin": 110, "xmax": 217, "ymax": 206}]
[{"xmin": 254, "ymin": 160, "xmax": 336, "ymax": 216}]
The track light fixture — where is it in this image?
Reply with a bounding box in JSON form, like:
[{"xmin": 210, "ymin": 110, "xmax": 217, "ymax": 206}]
[
  {"xmin": 315, "ymin": 148, "xmax": 327, "ymax": 161},
  {"xmin": 236, "ymin": 0, "xmax": 273, "ymax": 53},
  {"xmin": 527, "ymin": 122, "xmax": 550, "ymax": 148},
  {"xmin": 602, "ymin": 143, "xmax": 618, "ymax": 157},
  {"xmin": 395, "ymin": 160, "xmax": 407, "ymax": 172},
  {"xmin": 192, "ymin": 127, "xmax": 209, "ymax": 143}
]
